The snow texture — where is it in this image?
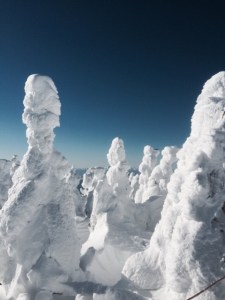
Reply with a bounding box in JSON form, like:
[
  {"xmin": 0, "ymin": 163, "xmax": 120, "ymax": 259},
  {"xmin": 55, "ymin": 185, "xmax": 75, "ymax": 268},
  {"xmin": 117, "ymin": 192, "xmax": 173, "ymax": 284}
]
[{"xmin": 123, "ymin": 71, "xmax": 225, "ymax": 299}]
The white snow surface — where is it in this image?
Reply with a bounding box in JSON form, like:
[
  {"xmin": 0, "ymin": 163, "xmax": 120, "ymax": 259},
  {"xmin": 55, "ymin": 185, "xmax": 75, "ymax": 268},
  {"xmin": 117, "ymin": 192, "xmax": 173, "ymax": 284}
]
[{"xmin": 123, "ymin": 71, "xmax": 225, "ymax": 299}]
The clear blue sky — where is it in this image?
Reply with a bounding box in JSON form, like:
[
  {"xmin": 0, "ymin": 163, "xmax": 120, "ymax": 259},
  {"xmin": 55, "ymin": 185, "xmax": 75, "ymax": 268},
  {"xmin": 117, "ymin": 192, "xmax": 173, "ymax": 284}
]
[{"xmin": 1, "ymin": 0, "xmax": 225, "ymax": 167}]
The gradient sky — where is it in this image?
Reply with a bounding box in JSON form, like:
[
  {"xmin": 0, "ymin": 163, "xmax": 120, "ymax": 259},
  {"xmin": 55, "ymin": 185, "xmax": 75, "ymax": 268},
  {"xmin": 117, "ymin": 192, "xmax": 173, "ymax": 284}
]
[{"xmin": 1, "ymin": 0, "xmax": 225, "ymax": 167}]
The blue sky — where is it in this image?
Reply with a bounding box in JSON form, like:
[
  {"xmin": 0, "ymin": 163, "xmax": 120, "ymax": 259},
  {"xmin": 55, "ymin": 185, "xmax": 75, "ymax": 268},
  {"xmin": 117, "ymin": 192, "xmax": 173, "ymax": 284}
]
[{"xmin": 1, "ymin": 0, "xmax": 225, "ymax": 167}]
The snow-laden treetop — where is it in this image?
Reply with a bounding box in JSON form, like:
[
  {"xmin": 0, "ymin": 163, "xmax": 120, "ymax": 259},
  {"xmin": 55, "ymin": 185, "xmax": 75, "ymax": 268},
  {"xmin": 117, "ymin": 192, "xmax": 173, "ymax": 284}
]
[
  {"xmin": 107, "ymin": 137, "xmax": 126, "ymax": 167},
  {"xmin": 22, "ymin": 74, "xmax": 61, "ymax": 152},
  {"xmin": 191, "ymin": 71, "xmax": 225, "ymax": 139}
]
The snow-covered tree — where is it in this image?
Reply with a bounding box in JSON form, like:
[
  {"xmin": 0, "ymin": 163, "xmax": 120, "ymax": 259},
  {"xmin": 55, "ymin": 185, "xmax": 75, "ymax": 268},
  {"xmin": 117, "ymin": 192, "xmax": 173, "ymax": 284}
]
[
  {"xmin": 134, "ymin": 145, "xmax": 159, "ymax": 203},
  {"xmin": 81, "ymin": 167, "xmax": 106, "ymax": 218},
  {"xmin": 90, "ymin": 137, "xmax": 131, "ymax": 229},
  {"xmin": 0, "ymin": 156, "xmax": 19, "ymax": 209},
  {"xmin": 80, "ymin": 138, "xmax": 148, "ymax": 286},
  {"xmin": 123, "ymin": 72, "xmax": 225, "ymax": 300},
  {"xmin": 0, "ymin": 75, "xmax": 81, "ymax": 299},
  {"xmin": 129, "ymin": 172, "xmax": 139, "ymax": 200},
  {"xmin": 145, "ymin": 146, "xmax": 178, "ymax": 198}
]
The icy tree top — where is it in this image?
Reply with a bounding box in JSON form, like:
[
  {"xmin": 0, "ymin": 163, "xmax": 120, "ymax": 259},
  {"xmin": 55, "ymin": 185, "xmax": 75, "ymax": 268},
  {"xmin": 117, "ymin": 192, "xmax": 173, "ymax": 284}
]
[
  {"xmin": 139, "ymin": 145, "xmax": 159, "ymax": 176},
  {"xmin": 123, "ymin": 72, "xmax": 225, "ymax": 298},
  {"xmin": 200, "ymin": 71, "xmax": 225, "ymax": 98},
  {"xmin": 191, "ymin": 71, "xmax": 225, "ymax": 139},
  {"xmin": 107, "ymin": 137, "xmax": 126, "ymax": 167},
  {"xmin": 160, "ymin": 146, "xmax": 178, "ymax": 170},
  {"xmin": 22, "ymin": 74, "xmax": 61, "ymax": 152}
]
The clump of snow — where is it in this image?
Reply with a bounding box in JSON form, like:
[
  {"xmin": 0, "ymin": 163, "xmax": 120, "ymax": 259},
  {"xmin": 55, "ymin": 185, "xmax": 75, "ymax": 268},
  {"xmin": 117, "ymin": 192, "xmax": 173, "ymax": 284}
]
[
  {"xmin": 0, "ymin": 75, "xmax": 82, "ymax": 299},
  {"xmin": 0, "ymin": 156, "xmax": 19, "ymax": 209},
  {"xmin": 129, "ymin": 172, "xmax": 139, "ymax": 200},
  {"xmin": 145, "ymin": 146, "xmax": 178, "ymax": 198},
  {"xmin": 123, "ymin": 71, "xmax": 225, "ymax": 300},
  {"xmin": 90, "ymin": 138, "xmax": 131, "ymax": 229},
  {"xmin": 135, "ymin": 146, "xmax": 159, "ymax": 203},
  {"xmin": 81, "ymin": 167, "xmax": 106, "ymax": 218},
  {"xmin": 82, "ymin": 167, "xmax": 106, "ymax": 197}
]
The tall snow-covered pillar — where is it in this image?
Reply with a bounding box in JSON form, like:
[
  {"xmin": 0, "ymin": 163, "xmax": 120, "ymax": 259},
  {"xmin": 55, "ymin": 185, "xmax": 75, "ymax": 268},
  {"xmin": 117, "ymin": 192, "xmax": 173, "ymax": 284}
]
[
  {"xmin": 0, "ymin": 75, "xmax": 80, "ymax": 299},
  {"xmin": 123, "ymin": 72, "xmax": 225, "ymax": 300},
  {"xmin": 145, "ymin": 146, "xmax": 178, "ymax": 198},
  {"xmin": 134, "ymin": 145, "xmax": 159, "ymax": 203},
  {"xmin": 80, "ymin": 138, "xmax": 146, "ymax": 286},
  {"xmin": 90, "ymin": 137, "xmax": 131, "ymax": 228}
]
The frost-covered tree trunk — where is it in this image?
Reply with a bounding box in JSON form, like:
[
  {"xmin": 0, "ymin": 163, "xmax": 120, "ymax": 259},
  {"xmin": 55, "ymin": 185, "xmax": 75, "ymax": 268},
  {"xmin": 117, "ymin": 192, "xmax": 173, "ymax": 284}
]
[
  {"xmin": 123, "ymin": 72, "xmax": 225, "ymax": 300},
  {"xmin": 134, "ymin": 146, "xmax": 159, "ymax": 203},
  {"xmin": 0, "ymin": 75, "xmax": 81, "ymax": 300}
]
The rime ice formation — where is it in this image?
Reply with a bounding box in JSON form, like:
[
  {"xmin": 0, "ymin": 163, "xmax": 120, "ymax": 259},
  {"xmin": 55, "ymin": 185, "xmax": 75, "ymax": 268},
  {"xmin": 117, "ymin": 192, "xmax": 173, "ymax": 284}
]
[
  {"xmin": 0, "ymin": 157, "xmax": 19, "ymax": 208},
  {"xmin": 66, "ymin": 167, "xmax": 86, "ymax": 217},
  {"xmin": 145, "ymin": 146, "xmax": 178, "ymax": 198},
  {"xmin": 80, "ymin": 138, "xmax": 149, "ymax": 286},
  {"xmin": 82, "ymin": 167, "xmax": 106, "ymax": 218},
  {"xmin": 129, "ymin": 172, "xmax": 139, "ymax": 200},
  {"xmin": 134, "ymin": 145, "xmax": 159, "ymax": 203},
  {"xmin": 0, "ymin": 75, "xmax": 81, "ymax": 299},
  {"xmin": 90, "ymin": 138, "xmax": 131, "ymax": 229},
  {"xmin": 106, "ymin": 137, "xmax": 130, "ymax": 191},
  {"xmin": 123, "ymin": 72, "xmax": 225, "ymax": 300},
  {"xmin": 82, "ymin": 167, "xmax": 106, "ymax": 197}
]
